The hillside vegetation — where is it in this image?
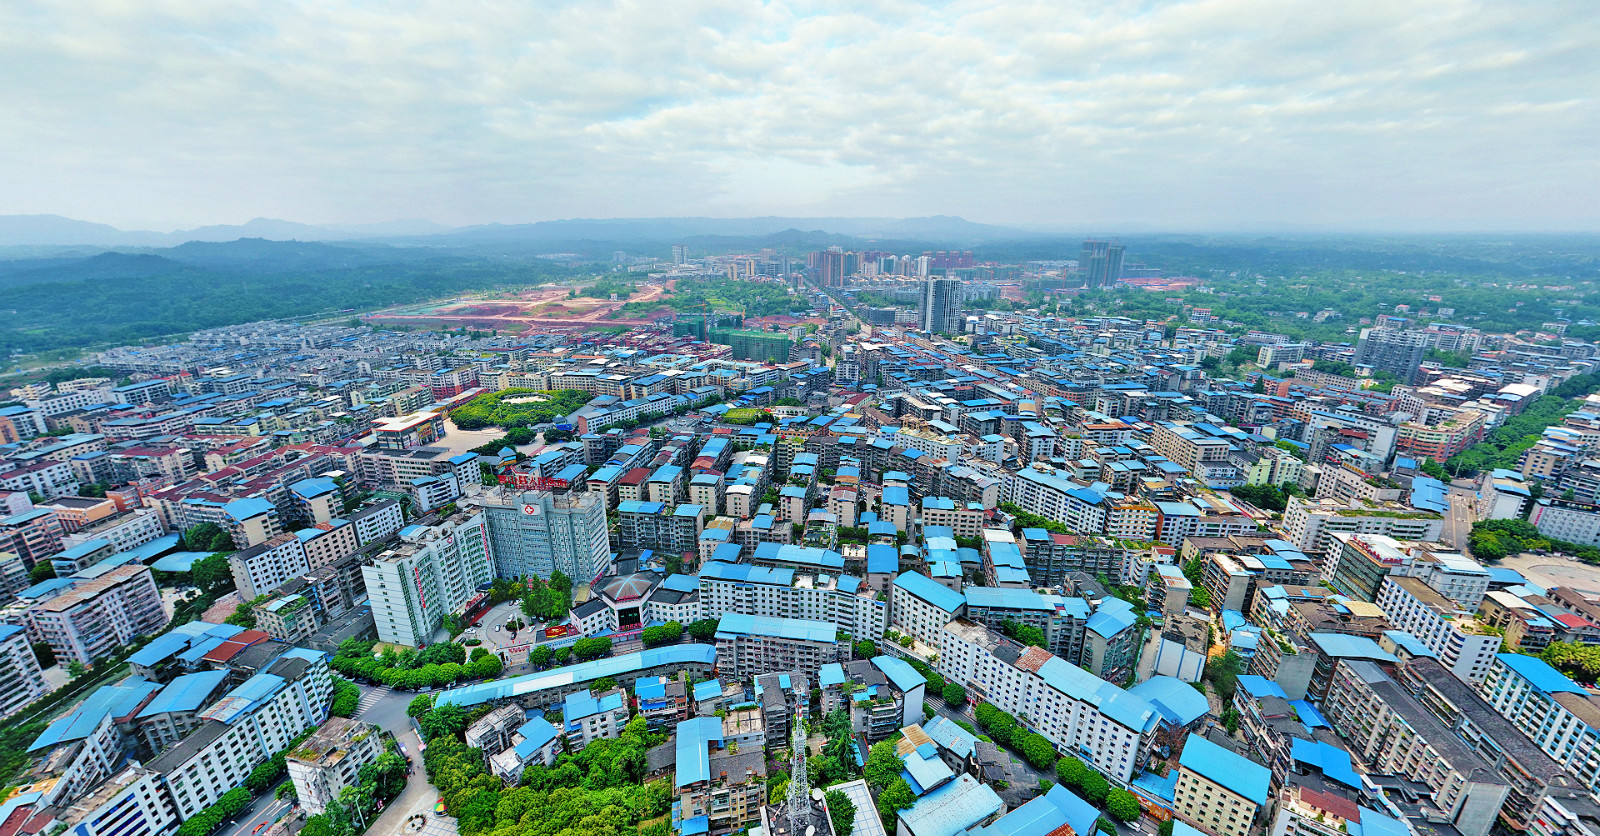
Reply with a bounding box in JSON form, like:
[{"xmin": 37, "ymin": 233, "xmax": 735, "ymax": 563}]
[{"xmin": 0, "ymin": 239, "xmax": 580, "ymax": 355}]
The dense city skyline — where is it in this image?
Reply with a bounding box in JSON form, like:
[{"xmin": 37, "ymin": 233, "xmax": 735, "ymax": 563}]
[{"xmin": 2, "ymin": 1, "xmax": 1596, "ymax": 232}]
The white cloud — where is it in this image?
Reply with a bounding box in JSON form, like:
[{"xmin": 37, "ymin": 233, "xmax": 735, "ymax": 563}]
[{"xmin": 0, "ymin": 0, "xmax": 1594, "ymax": 230}]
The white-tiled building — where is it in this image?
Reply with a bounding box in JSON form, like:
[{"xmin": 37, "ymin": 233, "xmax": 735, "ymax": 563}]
[
  {"xmin": 1375, "ymin": 575, "xmax": 1501, "ymax": 684},
  {"xmin": 937, "ymin": 617, "xmax": 1160, "ymax": 782},
  {"xmin": 146, "ymin": 647, "xmax": 333, "ymax": 820},
  {"xmin": 362, "ymin": 511, "xmax": 496, "ymax": 647},
  {"xmin": 228, "ymin": 533, "xmax": 311, "ymax": 600}
]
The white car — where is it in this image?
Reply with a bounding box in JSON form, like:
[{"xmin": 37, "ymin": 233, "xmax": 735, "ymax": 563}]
[{"xmin": 464, "ymin": 628, "xmax": 478, "ymax": 636}]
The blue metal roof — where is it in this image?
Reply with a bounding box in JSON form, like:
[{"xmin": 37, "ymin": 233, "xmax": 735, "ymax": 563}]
[
  {"xmin": 1126, "ymin": 676, "xmax": 1210, "ymax": 726},
  {"xmin": 977, "ymin": 784, "xmax": 1099, "ymax": 836},
  {"xmin": 715, "ymin": 613, "xmax": 835, "ymax": 643},
  {"xmin": 223, "ymin": 497, "xmax": 274, "ymax": 521},
  {"xmin": 30, "ymin": 678, "xmax": 160, "ymax": 751},
  {"xmin": 1236, "ymin": 675, "xmax": 1287, "ymax": 700},
  {"xmin": 675, "ymin": 716, "xmax": 724, "ymax": 788},
  {"xmin": 635, "ymin": 676, "xmax": 667, "ymax": 700},
  {"xmin": 867, "ymin": 544, "xmax": 899, "ymax": 573},
  {"xmin": 138, "ymin": 670, "xmax": 229, "ymax": 717},
  {"xmin": 894, "ymin": 571, "xmax": 966, "ymax": 612},
  {"xmin": 872, "ymin": 656, "xmax": 925, "ymax": 694},
  {"xmin": 818, "ymin": 663, "xmax": 846, "ymax": 687},
  {"xmin": 1179, "ymin": 735, "xmax": 1270, "ymax": 804},
  {"xmin": 1496, "ymin": 653, "xmax": 1586, "ymax": 694},
  {"xmin": 692, "ymin": 680, "xmax": 723, "ymax": 702},
  {"xmin": 1086, "ymin": 599, "xmax": 1137, "ymax": 638},
  {"xmin": 512, "ymin": 718, "xmax": 559, "ymax": 759},
  {"xmin": 1308, "ymin": 633, "xmax": 1397, "ymax": 662},
  {"xmin": 701, "ymin": 560, "xmax": 793, "ymax": 587},
  {"xmin": 1033, "ymin": 654, "xmax": 1158, "ymax": 733},
  {"xmin": 964, "ymin": 587, "xmax": 1053, "ymax": 612},
  {"xmin": 1290, "ymin": 738, "xmax": 1359, "ymax": 789},
  {"xmin": 289, "ymin": 477, "xmax": 339, "ymax": 499},
  {"xmin": 897, "ymin": 773, "xmax": 1003, "ymax": 836},
  {"xmin": 922, "ymin": 714, "xmax": 978, "ymax": 759},
  {"xmin": 437, "ymin": 644, "xmax": 719, "ymax": 708},
  {"xmin": 902, "ymin": 744, "xmax": 954, "ymax": 795},
  {"xmin": 565, "ymin": 689, "xmax": 625, "ymax": 722},
  {"xmin": 1381, "ymin": 630, "xmax": 1436, "ymax": 659}
]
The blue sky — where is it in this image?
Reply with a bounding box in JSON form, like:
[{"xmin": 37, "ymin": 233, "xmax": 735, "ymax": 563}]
[{"xmin": 1, "ymin": 0, "xmax": 1595, "ymax": 231}]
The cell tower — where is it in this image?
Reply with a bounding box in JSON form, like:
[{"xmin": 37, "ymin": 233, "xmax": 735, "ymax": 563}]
[{"xmin": 786, "ymin": 707, "xmax": 810, "ymax": 834}]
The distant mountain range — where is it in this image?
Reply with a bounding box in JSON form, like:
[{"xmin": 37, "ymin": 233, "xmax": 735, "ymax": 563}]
[{"xmin": 0, "ymin": 213, "xmax": 1038, "ymax": 249}]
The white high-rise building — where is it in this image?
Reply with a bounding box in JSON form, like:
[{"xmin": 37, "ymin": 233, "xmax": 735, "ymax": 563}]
[
  {"xmin": 473, "ymin": 485, "xmax": 612, "ymax": 583},
  {"xmin": 920, "ymin": 277, "xmax": 961, "ymax": 335},
  {"xmin": 362, "ymin": 511, "xmax": 496, "ymax": 647},
  {"xmin": 1375, "ymin": 575, "xmax": 1501, "ymax": 684},
  {"xmin": 1477, "ymin": 653, "xmax": 1600, "ymax": 790},
  {"xmin": 0, "ymin": 624, "xmax": 46, "ymax": 719}
]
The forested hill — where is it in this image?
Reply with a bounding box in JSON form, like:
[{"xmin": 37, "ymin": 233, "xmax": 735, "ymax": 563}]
[{"xmin": 0, "ymin": 239, "xmax": 578, "ymax": 355}]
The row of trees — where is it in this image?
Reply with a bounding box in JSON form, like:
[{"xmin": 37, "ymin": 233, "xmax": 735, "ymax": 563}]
[
  {"xmin": 1467, "ymin": 518, "xmax": 1600, "ymax": 566},
  {"xmin": 974, "ymin": 702, "xmax": 1056, "ymax": 770},
  {"xmin": 998, "ymin": 502, "xmax": 1071, "ymax": 535},
  {"xmin": 329, "ymin": 639, "xmax": 502, "ymax": 690},
  {"xmin": 1541, "ymin": 641, "xmax": 1600, "ymax": 684},
  {"xmin": 640, "ymin": 621, "xmax": 683, "ymax": 647},
  {"xmin": 1227, "ymin": 482, "xmax": 1306, "ymax": 513},
  {"xmin": 1056, "ymin": 756, "xmax": 1140, "ymax": 822}
]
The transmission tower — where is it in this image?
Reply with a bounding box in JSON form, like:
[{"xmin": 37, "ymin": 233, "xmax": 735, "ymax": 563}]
[{"xmin": 786, "ymin": 707, "xmax": 810, "ymax": 834}]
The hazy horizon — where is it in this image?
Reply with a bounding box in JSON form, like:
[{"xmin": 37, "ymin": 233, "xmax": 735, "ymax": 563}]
[{"xmin": 2, "ymin": 1, "xmax": 1596, "ymax": 233}]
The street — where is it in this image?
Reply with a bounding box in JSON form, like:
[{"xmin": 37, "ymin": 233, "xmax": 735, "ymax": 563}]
[
  {"xmin": 1443, "ymin": 486, "xmax": 1477, "ymax": 549},
  {"xmin": 219, "ymin": 793, "xmax": 292, "ymax": 836},
  {"xmin": 349, "ymin": 682, "xmax": 456, "ymax": 836}
]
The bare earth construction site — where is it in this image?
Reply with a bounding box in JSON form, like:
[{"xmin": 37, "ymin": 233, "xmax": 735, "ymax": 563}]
[{"xmin": 362, "ymin": 280, "xmax": 674, "ymax": 332}]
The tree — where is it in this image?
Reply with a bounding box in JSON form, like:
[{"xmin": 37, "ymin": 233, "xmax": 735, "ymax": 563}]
[
  {"xmin": 67, "ymin": 660, "xmax": 87, "ymax": 678},
  {"xmin": 1000, "ymin": 619, "xmax": 1047, "ymax": 648},
  {"xmin": 877, "ymin": 778, "xmax": 916, "ymax": 828},
  {"xmin": 28, "ymin": 562, "xmax": 55, "ymax": 584},
  {"xmin": 407, "ymin": 694, "xmax": 435, "ymax": 718},
  {"xmin": 1056, "ymin": 756, "xmax": 1088, "ymax": 790},
  {"xmin": 191, "ymin": 552, "xmax": 237, "ymax": 597},
  {"xmin": 572, "ymin": 637, "xmax": 612, "ymax": 661},
  {"xmin": 1542, "ymin": 641, "xmax": 1600, "ymax": 684},
  {"xmin": 529, "ymin": 645, "xmax": 552, "ymax": 668},
  {"xmin": 826, "ymin": 789, "xmax": 856, "ymax": 836},
  {"xmin": 1159, "ymin": 821, "xmax": 1175, "ymax": 836},
  {"xmin": 687, "ymin": 618, "xmax": 720, "ymax": 642},
  {"xmin": 1106, "ymin": 788, "xmax": 1141, "ymax": 822},
  {"xmin": 31, "ymin": 641, "xmax": 54, "ymax": 669},
  {"xmin": 641, "ymin": 621, "xmax": 683, "ymax": 648},
  {"xmin": 942, "ymin": 682, "xmax": 967, "ymax": 706},
  {"xmin": 182, "ymin": 522, "xmax": 235, "ymax": 553},
  {"xmin": 865, "ymin": 740, "xmax": 901, "ymax": 791},
  {"xmin": 330, "ymin": 677, "xmax": 360, "ymax": 717},
  {"xmin": 1204, "ymin": 650, "xmax": 1247, "ymax": 702},
  {"xmin": 1080, "ymin": 771, "xmax": 1110, "ymax": 804},
  {"xmin": 418, "ymin": 703, "xmax": 470, "ymax": 741},
  {"xmin": 1017, "ymin": 732, "xmax": 1056, "ymax": 770}
]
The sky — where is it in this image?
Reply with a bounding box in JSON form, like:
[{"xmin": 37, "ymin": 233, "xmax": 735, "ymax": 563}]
[{"xmin": 1, "ymin": 0, "xmax": 1596, "ymax": 233}]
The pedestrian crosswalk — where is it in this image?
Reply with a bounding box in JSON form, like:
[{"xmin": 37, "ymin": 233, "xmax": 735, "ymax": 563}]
[{"xmin": 355, "ymin": 686, "xmax": 391, "ymax": 716}]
